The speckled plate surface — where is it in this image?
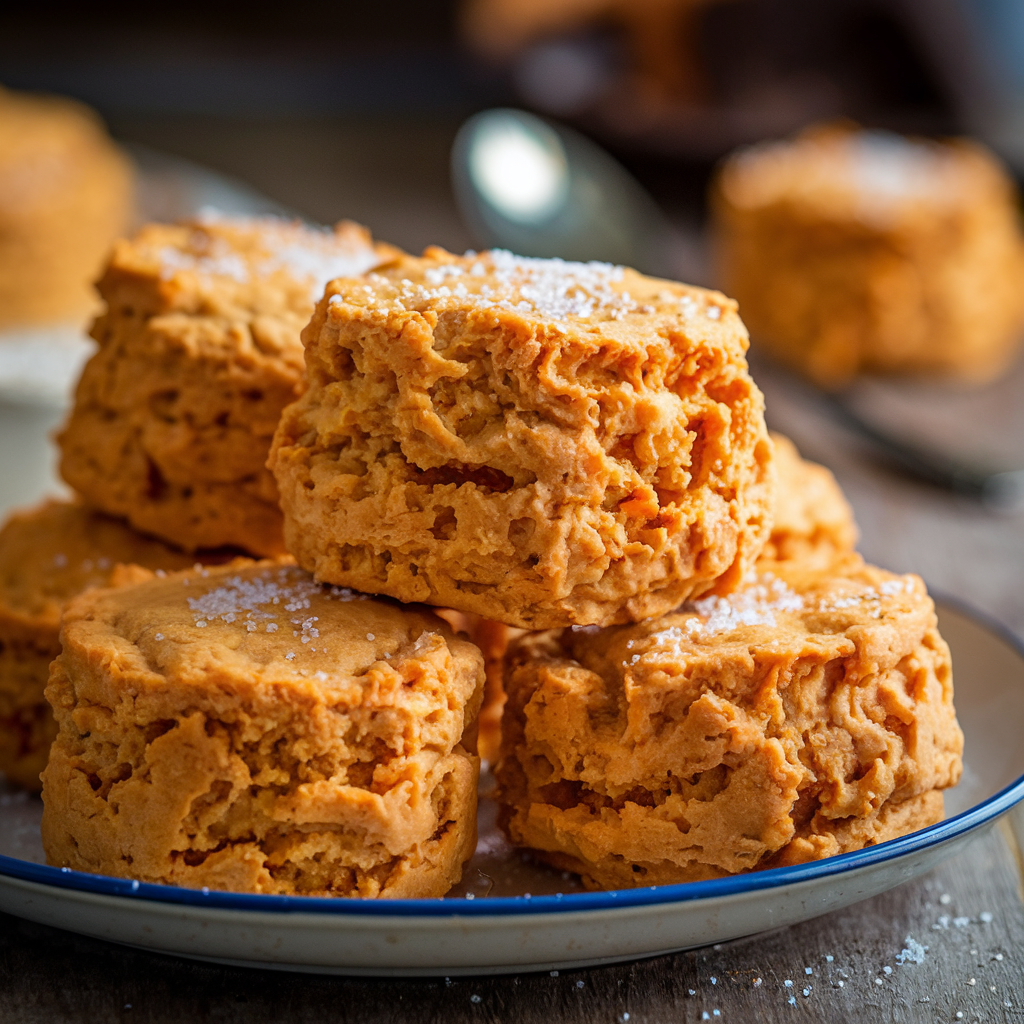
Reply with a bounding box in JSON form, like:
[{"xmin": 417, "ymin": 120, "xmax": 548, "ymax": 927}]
[{"xmin": 1, "ymin": 599, "xmax": 1022, "ymax": 976}]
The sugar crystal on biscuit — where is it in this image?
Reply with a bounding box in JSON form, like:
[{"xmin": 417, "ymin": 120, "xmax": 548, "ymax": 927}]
[
  {"xmin": 157, "ymin": 240, "xmax": 250, "ymax": 283},
  {"xmin": 637, "ymin": 574, "xmax": 804, "ymax": 657},
  {"xmin": 180, "ymin": 213, "xmax": 382, "ymax": 299},
  {"xmin": 354, "ymin": 249, "xmax": 640, "ymax": 323},
  {"xmin": 185, "ymin": 565, "xmax": 363, "ymax": 629}
]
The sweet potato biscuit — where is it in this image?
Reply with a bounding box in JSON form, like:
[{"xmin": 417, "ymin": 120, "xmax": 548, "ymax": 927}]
[
  {"xmin": 713, "ymin": 123, "xmax": 1024, "ymax": 387},
  {"xmin": 762, "ymin": 432, "xmax": 857, "ymax": 569},
  {"xmin": 41, "ymin": 561, "xmax": 484, "ymax": 897},
  {"xmin": 271, "ymin": 247, "xmax": 775, "ymax": 629},
  {"xmin": 58, "ymin": 215, "xmax": 394, "ymax": 556},
  {"xmin": 0, "ymin": 499, "xmax": 204, "ymax": 790},
  {"xmin": 496, "ymin": 555, "xmax": 962, "ymax": 889},
  {"xmin": 0, "ymin": 87, "xmax": 133, "ymax": 328}
]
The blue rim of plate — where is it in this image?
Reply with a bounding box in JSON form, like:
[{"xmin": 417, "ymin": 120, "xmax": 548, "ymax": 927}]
[{"xmin": 2, "ymin": 594, "xmax": 1022, "ymax": 918}]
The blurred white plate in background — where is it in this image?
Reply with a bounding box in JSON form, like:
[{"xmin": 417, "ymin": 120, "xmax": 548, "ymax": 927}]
[{"xmin": 0, "ymin": 147, "xmax": 286, "ymax": 516}]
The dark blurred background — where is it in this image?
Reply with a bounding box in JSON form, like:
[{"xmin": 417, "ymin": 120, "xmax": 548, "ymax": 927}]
[{"xmin": 2, "ymin": 0, "xmax": 1023, "ymax": 258}]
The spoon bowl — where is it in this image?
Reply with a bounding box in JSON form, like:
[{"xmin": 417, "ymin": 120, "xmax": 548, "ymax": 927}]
[{"xmin": 451, "ymin": 108, "xmax": 673, "ymax": 276}]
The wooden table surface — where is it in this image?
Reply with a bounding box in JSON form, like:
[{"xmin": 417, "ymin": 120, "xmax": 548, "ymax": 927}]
[{"xmin": 1, "ymin": 117, "xmax": 1023, "ymax": 1021}]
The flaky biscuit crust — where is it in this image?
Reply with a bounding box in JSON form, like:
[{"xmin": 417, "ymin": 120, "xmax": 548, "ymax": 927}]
[
  {"xmin": 271, "ymin": 248, "xmax": 774, "ymax": 628},
  {"xmin": 714, "ymin": 124, "xmax": 1024, "ymax": 387},
  {"xmin": 41, "ymin": 562, "xmax": 483, "ymax": 897},
  {"xmin": 496, "ymin": 555, "xmax": 962, "ymax": 889},
  {"xmin": 58, "ymin": 217, "xmax": 392, "ymax": 555},
  {"xmin": 0, "ymin": 500, "xmax": 201, "ymax": 790}
]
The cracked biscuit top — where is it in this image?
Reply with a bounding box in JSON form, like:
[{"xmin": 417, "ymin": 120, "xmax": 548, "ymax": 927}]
[
  {"xmin": 58, "ymin": 215, "xmax": 396, "ymax": 556},
  {"xmin": 41, "ymin": 561, "xmax": 484, "ymax": 896},
  {"xmin": 497, "ymin": 555, "xmax": 963, "ymax": 889},
  {"xmin": 271, "ymin": 247, "xmax": 775, "ymax": 628}
]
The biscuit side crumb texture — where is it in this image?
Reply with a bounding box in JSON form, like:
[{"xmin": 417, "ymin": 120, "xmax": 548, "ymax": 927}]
[
  {"xmin": 41, "ymin": 562, "xmax": 484, "ymax": 897},
  {"xmin": 470, "ymin": 432, "xmax": 859, "ymax": 763},
  {"xmin": 761, "ymin": 432, "xmax": 858, "ymax": 569},
  {"xmin": 496, "ymin": 555, "xmax": 962, "ymax": 889},
  {"xmin": 713, "ymin": 124, "xmax": 1024, "ymax": 387},
  {"xmin": 0, "ymin": 87, "xmax": 133, "ymax": 328},
  {"xmin": 58, "ymin": 215, "xmax": 394, "ymax": 556},
  {"xmin": 0, "ymin": 500, "xmax": 203, "ymax": 790},
  {"xmin": 271, "ymin": 247, "xmax": 775, "ymax": 628}
]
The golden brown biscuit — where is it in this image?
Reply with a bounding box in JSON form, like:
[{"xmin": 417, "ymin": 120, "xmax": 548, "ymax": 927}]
[
  {"xmin": 496, "ymin": 555, "xmax": 962, "ymax": 889},
  {"xmin": 58, "ymin": 215, "xmax": 395, "ymax": 556},
  {"xmin": 271, "ymin": 247, "xmax": 775, "ymax": 629},
  {"xmin": 0, "ymin": 87, "xmax": 133, "ymax": 328},
  {"xmin": 713, "ymin": 123, "xmax": 1024, "ymax": 387},
  {"xmin": 0, "ymin": 499, "xmax": 207, "ymax": 791},
  {"xmin": 762, "ymin": 432, "xmax": 858, "ymax": 569},
  {"xmin": 41, "ymin": 561, "xmax": 484, "ymax": 897}
]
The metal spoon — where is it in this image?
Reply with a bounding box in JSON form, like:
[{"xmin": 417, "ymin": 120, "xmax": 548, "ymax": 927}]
[{"xmin": 451, "ymin": 107, "xmax": 674, "ymax": 277}]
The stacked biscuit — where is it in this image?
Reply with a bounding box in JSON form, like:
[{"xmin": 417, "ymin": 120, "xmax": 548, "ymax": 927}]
[
  {"xmin": 267, "ymin": 246, "xmax": 962, "ymax": 889},
  {"xmin": 9, "ymin": 215, "xmax": 488, "ymax": 898},
  {"xmin": 9, "ymin": 226, "xmax": 963, "ymax": 898}
]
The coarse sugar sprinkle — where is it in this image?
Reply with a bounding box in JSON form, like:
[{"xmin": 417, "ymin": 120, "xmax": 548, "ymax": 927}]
[
  {"xmin": 621, "ymin": 569, "xmax": 918, "ymax": 666},
  {"xmin": 895, "ymin": 935, "xmax": 927, "ymax": 965},
  {"xmin": 184, "ymin": 566, "xmax": 365, "ymax": 636},
  {"xmin": 157, "ymin": 215, "xmax": 380, "ymax": 300},
  {"xmin": 157, "ymin": 242, "xmax": 249, "ymax": 284},
  {"xmin": 626, "ymin": 574, "xmax": 803, "ymax": 662},
  {"xmin": 334, "ymin": 249, "xmax": 722, "ymax": 324}
]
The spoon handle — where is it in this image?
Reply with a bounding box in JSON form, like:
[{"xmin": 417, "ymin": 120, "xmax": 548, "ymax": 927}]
[{"xmin": 827, "ymin": 396, "xmax": 1024, "ymax": 508}]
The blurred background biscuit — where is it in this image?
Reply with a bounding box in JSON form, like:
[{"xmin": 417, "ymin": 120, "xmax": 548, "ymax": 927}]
[
  {"xmin": 0, "ymin": 86, "xmax": 133, "ymax": 330},
  {"xmin": 713, "ymin": 123, "xmax": 1024, "ymax": 387}
]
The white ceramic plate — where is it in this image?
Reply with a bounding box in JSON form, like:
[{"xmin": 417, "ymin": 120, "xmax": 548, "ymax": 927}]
[{"xmin": 1, "ymin": 599, "xmax": 1022, "ymax": 976}]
